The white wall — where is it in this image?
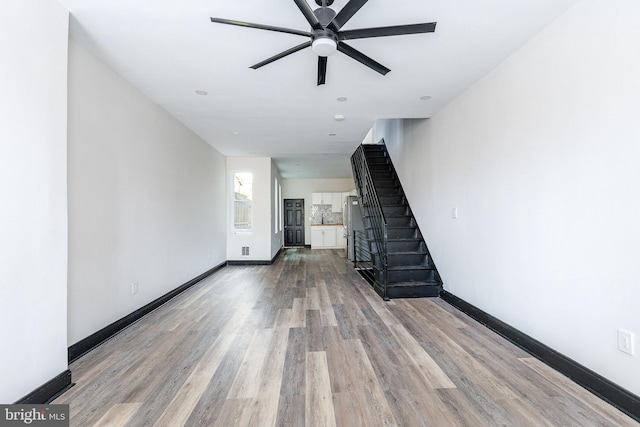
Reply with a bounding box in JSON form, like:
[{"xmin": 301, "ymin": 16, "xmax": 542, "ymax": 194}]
[
  {"xmin": 0, "ymin": 0, "xmax": 69, "ymax": 403},
  {"xmin": 384, "ymin": 0, "xmax": 640, "ymax": 395},
  {"xmin": 226, "ymin": 157, "xmax": 274, "ymax": 261},
  {"xmin": 67, "ymin": 41, "xmax": 227, "ymax": 345},
  {"xmin": 271, "ymin": 160, "xmax": 284, "ymax": 258},
  {"xmin": 282, "ymin": 178, "xmax": 356, "ymax": 245}
]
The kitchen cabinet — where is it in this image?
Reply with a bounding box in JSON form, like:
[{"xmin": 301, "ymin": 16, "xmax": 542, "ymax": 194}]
[
  {"xmin": 311, "ymin": 225, "xmax": 343, "ymax": 248},
  {"xmin": 336, "ymin": 226, "xmax": 346, "ymax": 249},
  {"xmin": 312, "ymin": 192, "xmax": 332, "ymax": 204},
  {"xmin": 331, "ymin": 193, "xmax": 343, "ymax": 212},
  {"xmin": 312, "ymin": 192, "xmax": 346, "ymax": 213}
]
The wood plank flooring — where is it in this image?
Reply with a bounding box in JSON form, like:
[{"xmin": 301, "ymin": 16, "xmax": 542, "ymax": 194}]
[{"xmin": 54, "ymin": 248, "xmax": 639, "ymax": 426}]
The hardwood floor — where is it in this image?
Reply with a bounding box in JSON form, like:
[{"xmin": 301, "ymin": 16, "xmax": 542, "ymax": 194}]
[{"xmin": 55, "ymin": 248, "xmax": 638, "ymax": 426}]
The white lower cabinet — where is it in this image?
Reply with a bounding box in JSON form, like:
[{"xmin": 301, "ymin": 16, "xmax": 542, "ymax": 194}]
[
  {"xmin": 336, "ymin": 226, "xmax": 346, "ymax": 248},
  {"xmin": 311, "ymin": 226, "xmax": 343, "ymax": 248}
]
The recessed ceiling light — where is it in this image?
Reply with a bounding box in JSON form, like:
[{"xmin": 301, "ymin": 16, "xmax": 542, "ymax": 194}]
[
  {"xmin": 334, "ymin": 115, "xmax": 345, "ymax": 121},
  {"xmin": 232, "ymin": 131, "xmax": 239, "ymax": 135},
  {"xmin": 337, "ymin": 97, "xmax": 348, "ymax": 102},
  {"xmin": 195, "ymin": 90, "xmax": 208, "ymax": 96},
  {"xmin": 420, "ymin": 95, "xmax": 432, "ymax": 101}
]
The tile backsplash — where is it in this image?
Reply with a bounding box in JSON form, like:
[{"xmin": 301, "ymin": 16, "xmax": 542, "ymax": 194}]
[{"xmin": 311, "ymin": 204, "xmax": 343, "ymax": 225}]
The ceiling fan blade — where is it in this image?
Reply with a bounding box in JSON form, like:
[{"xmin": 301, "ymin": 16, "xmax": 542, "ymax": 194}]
[
  {"xmin": 339, "ymin": 22, "xmax": 437, "ymax": 40},
  {"xmin": 210, "ymin": 17, "xmax": 310, "ymax": 38},
  {"xmin": 337, "ymin": 42, "xmax": 390, "ymax": 75},
  {"xmin": 329, "ymin": 0, "xmax": 368, "ymax": 31},
  {"xmin": 250, "ymin": 41, "xmax": 312, "ymax": 69},
  {"xmin": 317, "ymin": 56, "xmax": 328, "ymax": 85},
  {"xmin": 293, "ymin": 0, "xmax": 323, "ymax": 30}
]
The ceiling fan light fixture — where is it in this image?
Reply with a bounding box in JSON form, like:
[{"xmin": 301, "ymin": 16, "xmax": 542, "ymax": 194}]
[{"xmin": 312, "ymin": 38, "xmax": 337, "ymax": 57}]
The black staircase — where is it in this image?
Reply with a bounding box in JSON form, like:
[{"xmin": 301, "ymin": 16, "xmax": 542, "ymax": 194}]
[{"xmin": 350, "ymin": 141, "xmax": 442, "ymax": 299}]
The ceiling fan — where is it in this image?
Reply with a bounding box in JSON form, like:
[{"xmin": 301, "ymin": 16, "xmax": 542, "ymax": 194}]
[{"xmin": 211, "ymin": 0, "xmax": 436, "ymax": 85}]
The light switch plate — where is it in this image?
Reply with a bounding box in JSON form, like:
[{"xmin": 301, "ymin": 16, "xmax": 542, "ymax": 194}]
[{"xmin": 618, "ymin": 329, "xmax": 634, "ymax": 355}]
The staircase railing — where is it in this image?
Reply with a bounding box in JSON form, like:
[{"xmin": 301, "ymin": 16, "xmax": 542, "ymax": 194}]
[
  {"xmin": 350, "ymin": 144, "xmax": 389, "ymax": 299},
  {"xmin": 352, "ymin": 229, "xmax": 375, "ymax": 283}
]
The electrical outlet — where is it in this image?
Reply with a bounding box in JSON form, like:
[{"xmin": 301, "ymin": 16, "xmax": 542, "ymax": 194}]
[
  {"xmin": 618, "ymin": 329, "xmax": 634, "ymax": 355},
  {"xmin": 131, "ymin": 281, "xmax": 139, "ymax": 295}
]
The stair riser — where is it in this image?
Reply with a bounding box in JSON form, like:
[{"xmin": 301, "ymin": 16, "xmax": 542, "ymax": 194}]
[
  {"xmin": 365, "ymin": 155, "xmax": 389, "ymax": 162},
  {"xmin": 386, "ymin": 217, "xmax": 414, "ymax": 227},
  {"xmin": 374, "ymin": 268, "xmax": 439, "ymax": 284},
  {"xmin": 387, "ymin": 241, "xmax": 424, "ymax": 252},
  {"xmin": 370, "ymin": 173, "xmax": 396, "ymax": 181},
  {"xmin": 370, "ymin": 167, "xmax": 394, "ymax": 173},
  {"xmin": 373, "ymin": 181, "xmax": 400, "ymax": 190},
  {"xmin": 376, "ymin": 188, "xmax": 402, "ymax": 196},
  {"xmin": 382, "ymin": 206, "xmax": 410, "ymax": 216},
  {"xmin": 379, "ymin": 196, "xmax": 404, "ymax": 205},
  {"xmin": 369, "ymin": 164, "xmax": 393, "ymax": 170},
  {"xmin": 367, "ymin": 237, "xmax": 428, "ymax": 256},
  {"xmin": 363, "ymin": 147, "xmax": 386, "ymax": 154},
  {"xmin": 371, "ymin": 252, "xmax": 429, "ymax": 266},
  {"xmin": 387, "ymin": 254, "xmax": 429, "ymax": 267},
  {"xmin": 386, "ymin": 285, "xmax": 442, "ymax": 299},
  {"xmin": 387, "ymin": 227, "xmax": 420, "ymax": 239},
  {"xmin": 367, "ymin": 158, "xmax": 390, "ymax": 165},
  {"xmin": 386, "ymin": 269, "xmax": 440, "ymax": 283}
]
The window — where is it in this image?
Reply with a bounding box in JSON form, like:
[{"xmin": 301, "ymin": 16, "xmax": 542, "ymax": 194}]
[
  {"xmin": 233, "ymin": 172, "xmax": 252, "ymax": 231},
  {"xmin": 279, "ymin": 183, "xmax": 282, "ymax": 232},
  {"xmin": 275, "ymin": 177, "xmax": 278, "ymax": 231}
]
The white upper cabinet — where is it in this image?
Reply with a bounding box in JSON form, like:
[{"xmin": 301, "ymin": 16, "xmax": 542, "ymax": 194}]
[
  {"xmin": 331, "ymin": 193, "xmax": 343, "ymax": 212},
  {"xmin": 312, "ymin": 192, "xmax": 346, "ymax": 213},
  {"xmin": 312, "ymin": 192, "xmax": 333, "ymax": 204}
]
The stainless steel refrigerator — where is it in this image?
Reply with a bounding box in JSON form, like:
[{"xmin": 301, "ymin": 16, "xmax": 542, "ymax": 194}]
[{"xmin": 344, "ymin": 195, "xmax": 365, "ymax": 261}]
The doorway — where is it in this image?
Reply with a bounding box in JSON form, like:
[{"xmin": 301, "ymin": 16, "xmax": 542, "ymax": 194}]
[{"xmin": 284, "ymin": 199, "xmax": 305, "ymax": 247}]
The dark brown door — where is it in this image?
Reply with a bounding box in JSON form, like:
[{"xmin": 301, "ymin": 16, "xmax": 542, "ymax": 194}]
[{"xmin": 284, "ymin": 199, "xmax": 305, "ymax": 246}]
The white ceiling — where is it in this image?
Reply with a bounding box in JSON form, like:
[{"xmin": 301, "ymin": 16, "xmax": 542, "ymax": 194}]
[{"xmin": 59, "ymin": 0, "xmax": 576, "ymax": 179}]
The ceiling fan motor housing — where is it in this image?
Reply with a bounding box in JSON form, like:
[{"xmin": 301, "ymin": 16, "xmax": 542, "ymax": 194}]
[
  {"xmin": 313, "ymin": 7, "xmax": 337, "ymax": 27},
  {"xmin": 312, "ymin": 28, "xmax": 338, "ymax": 43}
]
